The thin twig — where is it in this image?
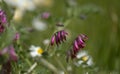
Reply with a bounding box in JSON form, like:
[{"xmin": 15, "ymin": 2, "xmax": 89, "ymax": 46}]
[
  {"xmin": 24, "ymin": 62, "xmax": 37, "ymax": 74},
  {"xmin": 39, "ymin": 57, "xmax": 61, "ymax": 74}
]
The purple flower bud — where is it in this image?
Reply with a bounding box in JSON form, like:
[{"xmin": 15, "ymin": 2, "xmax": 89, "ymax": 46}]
[
  {"xmin": 9, "ymin": 46, "xmax": 18, "ymax": 61},
  {"xmin": 73, "ymin": 40, "xmax": 79, "ymax": 51},
  {"xmin": 0, "ymin": 10, "xmax": 7, "ymax": 23},
  {"xmin": 50, "ymin": 35, "xmax": 55, "ymax": 45},
  {"xmin": 0, "ymin": 9, "xmax": 7, "ymax": 33},
  {"xmin": 41, "ymin": 12, "xmax": 51, "ymax": 19},
  {"xmin": 0, "ymin": 45, "xmax": 18, "ymax": 62},
  {"xmin": 14, "ymin": 33, "xmax": 20, "ymax": 41},
  {"xmin": 50, "ymin": 30, "xmax": 68, "ymax": 46}
]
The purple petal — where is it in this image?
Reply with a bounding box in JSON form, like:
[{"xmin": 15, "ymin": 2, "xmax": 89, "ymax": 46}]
[
  {"xmin": 0, "ymin": 47, "xmax": 8, "ymax": 55},
  {"xmin": 9, "ymin": 46, "xmax": 18, "ymax": 61},
  {"xmin": 63, "ymin": 31, "xmax": 67, "ymax": 40},
  {"xmin": 14, "ymin": 33, "xmax": 20, "ymax": 41},
  {"xmin": 80, "ymin": 34, "xmax": 88, "ymax": 41},
  {"xmin": 41, "ymin": 12, "xmax": 50, "ymax": 19},
  {"xmin": 74, "ymin": 40, "xmax": 79, "ymax": 50},
  {"xmin": 0, "ymin": 10, "xmax": 7, "ymax": 23},
  {"xmin": 55, "ymin": 34, "xmax": 59, "ymax": 46},
  {"xmin": 50, "ymin": 35, "xmax": 55, "ymax": 45},
  {"xmin": 57, "ymin": 31, "xmax": 61, "ymax": 44},
  {"xmin": 60, "ymin": 31, "xmax": 64, "ymax": 42}
]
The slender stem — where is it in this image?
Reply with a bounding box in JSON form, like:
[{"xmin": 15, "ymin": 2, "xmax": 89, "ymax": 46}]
[
  {"xmin": 54, "ymin": 56, "xmax": 68, "ymax": 74},
  {"xmin": 38, "ymin": 57, "xmax": 61, "ymax": 74},
  {"xmin": 24, "ymin": 62, "xmax": 37, "ymax": 74}
]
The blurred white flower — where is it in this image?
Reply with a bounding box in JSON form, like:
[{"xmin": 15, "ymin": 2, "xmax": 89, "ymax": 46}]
[
  {"xmin": 75, "ymin": 50, "xmax": 94, "ymax": 67},
  {"xmin": 4, "ymin": 0, "xmax": 36, "ymax": 21},
  {"xmin": 5, "ymin": 0, "xmax": 35, "ymax": 11},
  {"xmin": 32, "ymin": 18, "xmax": 47, "ymax": 31},
  {"xmin": 43, "ymin": 39, "xmax": 50, "ymax": 45},
  {"xmin": 29, "ymin": 45, "xmax": 44, "ymax": 57}
]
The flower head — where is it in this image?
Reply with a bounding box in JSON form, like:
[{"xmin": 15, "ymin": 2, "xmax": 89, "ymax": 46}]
[
  {"xmin": 41, "ymin": 12, "xmax": 51, "ymax": 19},
  {"xmin": 66, "ymin": 34, "xmax": 88, "ymax": 61},
  {"xmin": 74, "ymin": 50, "xmax": 93, "ymax": 67},
  {"xmin": 0, "ymin": 9, "xmax": 7, "ymax": 33},
  {"xmin": 50, "ymin": 30, "xmax": 68, "ymax": 46},
  {"xmin": 29, "ymin": 45, "xmax": 44, "ymax": 57},
  {"xmin": 14, "ymin": 32, "xmax": 20, "ymax": 41},
  {"xmin": 0, "ymin": 45, "xmax": 18, "ymax": 61},
  {"xmin": 0, "ymin": 10, "xmax": 7, "ymax": 23}
]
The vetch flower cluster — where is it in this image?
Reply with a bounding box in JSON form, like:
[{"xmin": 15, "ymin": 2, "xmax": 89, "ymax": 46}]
[
  {"xmin": 73, "ymin": 34, "xmax": 88, "ymax": 54},
  {"xmin": 66, "ymin": 34, "xmax": 88, "ymax": 60},
  {"xmin": 0, "ymin": 9, "xmax": 7, "ymax": 33},
  {"xmin": 29, "ymin": 45, "xmax": 44, "ymax": 57},
  {"xmin": 0, "ymin": 45, "xmax": 18, "ymax": 61},
  {"xmin": 50, "ymin": 30, "xmax": 68, "ymax": 46}
]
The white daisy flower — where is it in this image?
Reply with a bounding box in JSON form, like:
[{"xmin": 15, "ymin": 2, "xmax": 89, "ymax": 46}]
[
  {"xmin": 32, "ymin": 18, "xmax": 47, "ymax": 31},
  {"xmin": 29, "ymin": 45, "xmax": 44, "ymax": 57},
  {"xmin": 75, "ymin": 50, "xmax": 94, "ymax": 67}
]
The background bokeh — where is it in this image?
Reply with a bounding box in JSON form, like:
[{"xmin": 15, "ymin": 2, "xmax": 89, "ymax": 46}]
[{"xmin": 0, "ymin": 0, "xmax": 119, "ymax": 74}]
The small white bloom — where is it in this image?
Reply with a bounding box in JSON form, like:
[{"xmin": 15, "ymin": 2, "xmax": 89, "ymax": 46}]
[
  {"xmin": 75, "ymin": 50, "xmax": 94, "ymax": 67},
  {"xmin": 29, "ymin": 45, "xmax": 44, "ymax": 57},
  {"xmin": 32, "ymin": 18, "xmax": 47, "ymax": 31},
  {"xmin": 43, "ymin": 39, "xmax": 50, "ymax": 45}
]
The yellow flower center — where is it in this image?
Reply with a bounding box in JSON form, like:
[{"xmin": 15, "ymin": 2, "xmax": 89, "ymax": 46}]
[
  {"xmin": 37, "ymin": 48, "xmax": 43, "ymax": 54},
  {"xmin": 82, "ymin": 56, "xmax": 88, "ymax": 62}
]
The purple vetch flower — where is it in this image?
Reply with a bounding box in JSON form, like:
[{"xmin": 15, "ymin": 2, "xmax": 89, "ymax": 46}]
[
  {"xmin": 66, "ymin": 34, "xmax": 88, "ymax": 61},
  {"xmin": 0, "ymin": 10, "xmax": 7, "ymax": 23},
  {"xmin": 14, "ymin": 32, "xmax": 20, "ymax": 41},
  {"xmin": 0, "ymin": 9, "xmax": 7, "ymax": 33},
  {"xmin": 0, "ymin": 45, "xmax": 18, "ymax": 61},
  {"xmin": 0, "ymin": 46, "xmax": 17, "ymax": 74},
  {"xmin": 50, "ymin": 30, "xmax": 68, "ymax": 46},
  {"xmin": 41, "ymin": 12, "xmax": 51, "ymax": 19}
]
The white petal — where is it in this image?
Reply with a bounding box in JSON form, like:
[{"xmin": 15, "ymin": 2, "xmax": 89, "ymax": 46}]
[
  {"xmin": 30, "ymin": 51, "xmax": 37, "ymax": 57},
  {"xmin": 76, "ymin": 50, "xmax": 88, "ymax": 59},
  {"xmin": 78, "ymin": 60, "xmax": 84, "ymax": 65},
  {"xmin": 29, "ymin": 45, "xmax": 36, "ymax": 50},
  {"xmin": 87, "ymin": 57, "xmax": 93, "ymax": 66}
]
